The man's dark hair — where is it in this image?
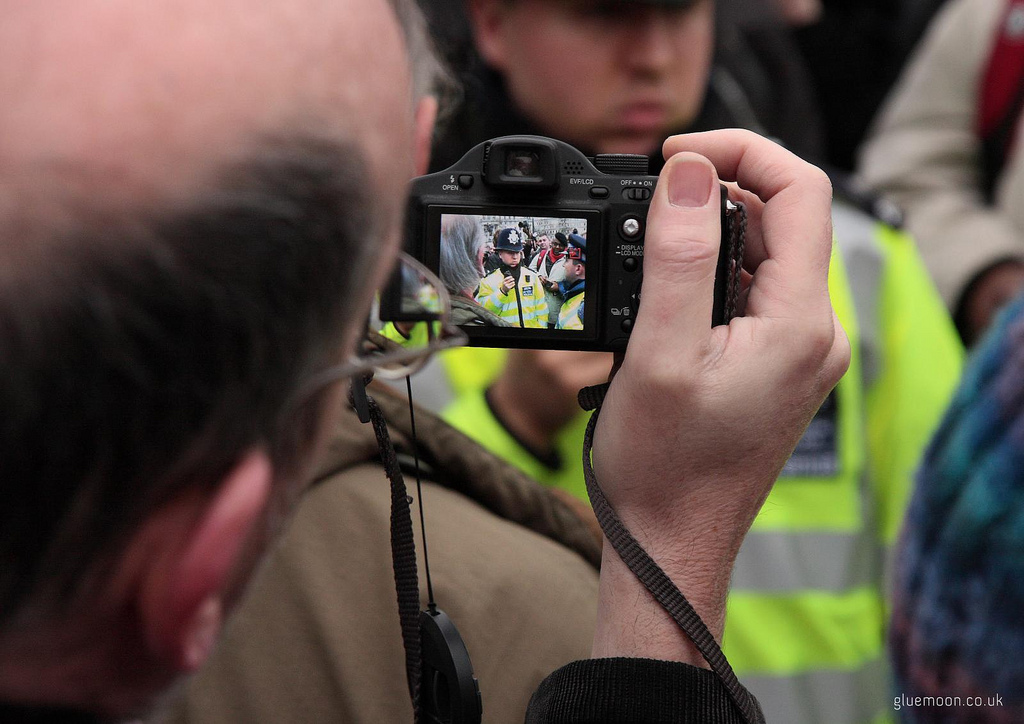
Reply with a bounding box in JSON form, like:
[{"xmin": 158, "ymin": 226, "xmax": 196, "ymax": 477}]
[{"xmin": 0, "ymin": 138, "xmax": 378, "ymax": 626}]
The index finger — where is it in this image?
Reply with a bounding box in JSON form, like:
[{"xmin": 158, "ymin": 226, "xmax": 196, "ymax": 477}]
[{"xmin": 664, "ymin": 130, "xmax": 834, "ymax": 319}]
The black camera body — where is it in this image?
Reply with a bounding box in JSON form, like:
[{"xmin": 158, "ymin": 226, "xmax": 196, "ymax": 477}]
[{"xmin": 405, "ymin": 136, "xmax": 734, "ymax": 351}]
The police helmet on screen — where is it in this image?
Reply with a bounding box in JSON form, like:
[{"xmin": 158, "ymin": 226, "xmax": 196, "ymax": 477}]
[{"xmin": 494, "ymin": 227, "xmax": 525, "ymax": 253}]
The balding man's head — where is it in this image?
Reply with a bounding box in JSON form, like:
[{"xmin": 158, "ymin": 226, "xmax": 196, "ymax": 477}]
[
  {"xmin": 0, "ymin": 0, "xmax": 427, "ymax": 715},
  {"xmin": 0, "ymin": 0, "xmax": 414, "ymax": 205}
]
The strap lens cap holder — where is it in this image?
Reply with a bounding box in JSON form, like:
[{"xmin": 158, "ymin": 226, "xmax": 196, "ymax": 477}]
[{"xmin": 420, "ymin": 605, "xmax": 482, "ymax": 724}]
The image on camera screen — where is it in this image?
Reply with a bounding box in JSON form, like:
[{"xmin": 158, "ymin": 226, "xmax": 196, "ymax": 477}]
[{"xmin": 439, "ymin": 214, "xmax": 588, "ymax": 332}]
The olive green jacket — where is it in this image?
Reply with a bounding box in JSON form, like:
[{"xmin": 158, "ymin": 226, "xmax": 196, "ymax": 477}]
[{"xmin": 155, "ymin": 383, "xmax": 600, "ymax": 724}]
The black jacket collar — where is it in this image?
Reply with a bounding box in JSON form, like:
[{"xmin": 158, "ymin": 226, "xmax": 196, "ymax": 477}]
[{"xmin": 0, "ymin": 701, "xmax": 102, "ymax": 723}]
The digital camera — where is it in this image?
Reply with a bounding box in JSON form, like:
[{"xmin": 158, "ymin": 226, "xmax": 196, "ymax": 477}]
[{"xmin": 402, "ymin": 135, "xmax": 740, "ymax": 351}]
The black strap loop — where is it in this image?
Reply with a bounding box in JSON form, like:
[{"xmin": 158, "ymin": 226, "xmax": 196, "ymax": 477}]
[
  {"xmin": 577, "ymin": 383, "xmax": 609, "ymax": 412},
  {"xmin": 576, "ymin": 199, "xmax": 763, "ymax": 723},
  {"xmin": 350, "ymin": 386, "xmax": 422, "ymax": 722},
  {"xmin": 580, "ymin": 408, "xmax": 764, "ymax": 724}
]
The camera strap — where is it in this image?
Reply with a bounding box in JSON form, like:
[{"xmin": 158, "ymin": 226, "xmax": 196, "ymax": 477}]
[
  {"xmin": 576, "ymin": 202, "xmax": 764, "ymax": 724},
  {"xmin": 350, "ymin": 378, "xmax": 482, "ymax": 724},
  {"xmin": 351, "ymin": 382, "xmax": 424, "ymax": 712}
]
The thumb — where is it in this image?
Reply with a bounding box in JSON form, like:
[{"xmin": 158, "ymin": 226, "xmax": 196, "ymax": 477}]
[{"xmin": 631, "ymin": 152, "xmax": 721, "ymax": 360}]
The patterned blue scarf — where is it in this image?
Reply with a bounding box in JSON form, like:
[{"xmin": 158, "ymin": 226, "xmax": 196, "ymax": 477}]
[{"xmin": 891, "ymin": 293, "xmax": 1024, "ymax": 722}]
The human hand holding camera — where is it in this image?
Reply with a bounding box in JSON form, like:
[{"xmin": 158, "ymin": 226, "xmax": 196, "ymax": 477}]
[{"xmin": 590, "ymin": 130, "xmax": 850, "ymax": 665}]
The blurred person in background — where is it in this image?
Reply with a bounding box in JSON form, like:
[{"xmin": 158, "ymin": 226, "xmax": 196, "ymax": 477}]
[
  {"xmin": 528, "ymin": 232, "xmax": 551, "ymax": 266},
  {"xmin": 419, "ymin": 0, "xmax": 964, "ymax": 722},
  {"xmin": 529, "ymin": 231, "xmax": 569, "ymax": 327},
  {"xmin": 429, "ymin": 0, "xmax": 825, "ymax": 172},
  {"xmin": 859, "ymin": 0, "xmax": 1024, "ymax": 346},
  {"xmin": 889, "ymin": 293, "xmax": 1024, "ymax": 722},
  {"xmin": 779, "ymin": 0, "xmax": 950, "ymax": 171},
  {"xmin": 519, "ymin": 220, "xmax": 537, "ymax": 261}
]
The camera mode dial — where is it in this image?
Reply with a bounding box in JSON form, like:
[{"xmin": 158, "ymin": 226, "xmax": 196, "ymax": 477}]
[{"xmin": 593, "ymin": 154, "xmax": 649, "ymax": 175}]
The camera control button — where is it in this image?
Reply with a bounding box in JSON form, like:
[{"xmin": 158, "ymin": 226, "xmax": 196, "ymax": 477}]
[
  {"xmin": 457, "ymin": 174, "xmax": 474, "ymax": 189},
  {"xmin": 589, "ymin": 186, "xmax": 609, "ymax": 199},
  {"xmin": 623, "ymin": 257, "xmax": 639, "ymax": 272},
  {"xmin": 621, "ymin": 217, "xmax": 642, "ymax": 239},
  {"xmin": 621, "ymin": 187, "xmax": 652, "ymax": 201},
  {"xmin": 620, "ymin": 318, "xmax": 634, "ymax": 333}
]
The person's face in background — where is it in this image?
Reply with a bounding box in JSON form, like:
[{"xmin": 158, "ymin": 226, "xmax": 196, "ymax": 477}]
[
  {"xmin": 469, "ymin": 0, "xmax": 713, "ymax": 154},
  {"xmin": 564, "ymin": 259, "xmax": 584, "ymax": 284},
  {"xmin": 537, "ymin": 234, "xmax": 551, "ymax": 251},
  {"xmin": 551, "ymin": 238, "xmax": 567, "ymax": 256},
  {"xmin": 498, "ymin": 249, "xmax": 523, "ymax": 267}
]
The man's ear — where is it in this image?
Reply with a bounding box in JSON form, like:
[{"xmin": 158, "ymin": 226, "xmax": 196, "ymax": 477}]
[
  {"xmin": 414, "ymin": 95, "xmax": 438, "ymax": 176},
  {"xmin": 135, "ymin": 450, "xmax": 272, "ymax": 672},
  {"xmin": 467, "ymin": 0, "xmax": 511, "ymax": 72}
]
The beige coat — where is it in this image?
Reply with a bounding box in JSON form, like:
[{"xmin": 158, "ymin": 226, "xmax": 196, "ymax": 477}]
[
  {"xmin": 155, "ymin": 383, "xmax": 600, "ymax": 724},
  {"xmin": 859, "ymin": 0, "xmax": 1024, "ymax": 310}
]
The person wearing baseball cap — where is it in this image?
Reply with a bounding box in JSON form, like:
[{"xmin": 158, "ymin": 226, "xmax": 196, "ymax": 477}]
[
  {"xmin": 555, "ymin": 234, "xmax": 586, "ymax": 331},
  {"xmin": 475, "ymin": 226, "xmax": 549, "ymax": 328}
]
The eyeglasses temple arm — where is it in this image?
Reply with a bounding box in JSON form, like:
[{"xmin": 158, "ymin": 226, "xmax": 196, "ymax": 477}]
[{"xmin": 351, "ymin": 376, "xmax": 372, "ymax": 424}]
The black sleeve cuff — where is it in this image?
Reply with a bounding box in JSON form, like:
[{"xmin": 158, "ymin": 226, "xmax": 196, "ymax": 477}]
[{"xmin": 525, "ymin": 658, "xmax": 753, "ymax": 724}]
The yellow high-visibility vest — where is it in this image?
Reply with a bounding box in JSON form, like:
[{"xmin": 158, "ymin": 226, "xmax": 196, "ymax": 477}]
[
  {"xmin": 556, "ymin": 291, "xmax": 584, "ymax": 331},
  {"xmin": 475, "ymin": 268, "xmax": 547, "ymax": 328}
]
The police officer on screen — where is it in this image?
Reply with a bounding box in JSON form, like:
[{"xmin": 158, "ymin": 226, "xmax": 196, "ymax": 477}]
[
  {"xmin": 475, "ymin": 227, "xmax": 548, "ymax": 328},
  {"xmin": 556, "ymin": 234, "xmax": 586, "ymax": 331}
]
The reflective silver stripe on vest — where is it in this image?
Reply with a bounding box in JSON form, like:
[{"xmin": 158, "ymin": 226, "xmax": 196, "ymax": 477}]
[
  {"xmin": 832, "ymin": 200, "xmax": 886, "ymax": 389},
  {"xmin": 731, "ymin": 525, "xmax": 881, "ymax": 592},
  {"xmin": 742, "ymin": 656, "xmax": 892, "ymax": 724}
]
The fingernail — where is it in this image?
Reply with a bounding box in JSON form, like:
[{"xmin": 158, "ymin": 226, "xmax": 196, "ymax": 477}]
[{"xmin": 668, "ymin": 158, "xmax": 714, "ymax": 208}]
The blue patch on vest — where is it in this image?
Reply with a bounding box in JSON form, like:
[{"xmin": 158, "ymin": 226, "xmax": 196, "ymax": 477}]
[
  {"xmin": 781, "ymin": 391, "xmax": 839, "ymax": 477},
  {"xmin": 522, "ymin": 286, "xmax": 534, "ymax": 296}
]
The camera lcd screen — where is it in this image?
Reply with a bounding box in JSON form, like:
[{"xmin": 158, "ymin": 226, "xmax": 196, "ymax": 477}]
[{"xmin": 439, "ymin": 213, "xmax": 588, "ymax": 332}]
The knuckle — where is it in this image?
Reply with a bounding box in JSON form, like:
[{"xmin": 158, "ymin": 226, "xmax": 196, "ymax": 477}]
[
  {"xmin": 795, "ymin": 318, "xmax": 836, "ymax": 370},
  {"xmin": 633, "ymin": 360, "xmax": 699, "ymax": 402},
  {"xmin": 823, "ymin": 323, "xmax": 852, "ymax": 387},
  {"xmin": 732, "ymin": 128, "xmax": 761, "ymax": 146},
  {"xmin": 645, "ymin": 226, "xmax": 719, "ymax": 276},
  {"xmin": 806, "ymin": 165, "xmax": 834, "ymax": 202},
  {"xmin": 821, "ymin": 213, "xmax": 835, "ymax": 248},
  {"xmin": 624, "ymin": 336, "xmax": 709, "ymax": 394}
]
